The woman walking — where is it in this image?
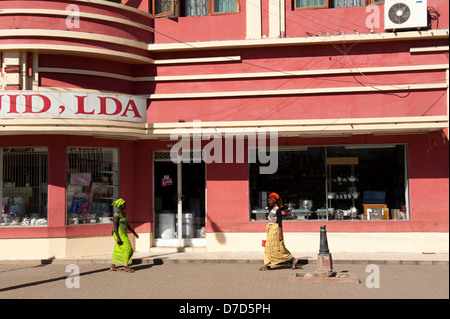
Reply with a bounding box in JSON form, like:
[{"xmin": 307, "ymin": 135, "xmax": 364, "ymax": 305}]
[
  {"xmin": 110, "ymin": 198, "xmax": 139, "ymax": 272},
  {"xmin": 260, "ymin": 192, "xmax": 298, "ymax": 271}
]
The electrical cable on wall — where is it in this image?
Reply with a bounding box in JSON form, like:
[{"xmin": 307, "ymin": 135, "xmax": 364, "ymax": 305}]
[{"xmin": 427, "ymin": 6, "xmax": 440, "ymax": 28}]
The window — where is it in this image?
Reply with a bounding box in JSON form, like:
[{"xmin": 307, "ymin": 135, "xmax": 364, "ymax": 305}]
[
  {"xmin": 1, "ymin": 147, "xmax": 48, "ymax": 227},
  {"xmin": 294, "ymin": 0, "xmax": 383, "ymax": 10},
  {"xmin": 249, "ymin": 145, "xmax": 408, "ymax": 222},
  {"xmin": 213, "ymin": 0, "xmax": 237, "ymax": 14},
  {"xmin": 153, "ymin": 0, "xmax": 175, "ymax": 17},
  {"xmin": 333, "ymin": 0, "xmax": 366, "ymax": 8},
  {"xmin": 185, "ymin": 0, "xmax": 209, "ymax": 16},
  {"xmin": 66, "ymin": 148, "xmax": 119, "ymax": 225},
  {"xmin": 153, "ymin": 0, "xmax": 239, "ymax": 18},
  {"xmin": 295, "ymin": 0, "xmax": 329, "ymax": 10}
]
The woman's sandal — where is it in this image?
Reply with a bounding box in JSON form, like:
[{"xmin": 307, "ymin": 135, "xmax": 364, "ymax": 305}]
[
  {"xmin": 110, "ymin": 267, "xmax": 123, "ymax": 271},
  {"xmin": 259, "ymin": 266, "xmax": 271, "ymax": 271},
  {"xmin": 291, "ymin": 258, "xmax": 299, "ymax": 270},
  {"xmin": 124, "ymin": 267, "xmax": 135, "ymax": 273}
]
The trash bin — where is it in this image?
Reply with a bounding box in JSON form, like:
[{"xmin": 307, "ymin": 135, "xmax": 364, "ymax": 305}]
[{"xmin": 182, "ymin": 213, "xmax": 194, "ymax": 238}]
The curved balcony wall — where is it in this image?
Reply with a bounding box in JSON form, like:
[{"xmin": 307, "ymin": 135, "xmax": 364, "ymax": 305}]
[{"xmin": 0, "ymin": 0, "xmax": 154, "ymax": 64}]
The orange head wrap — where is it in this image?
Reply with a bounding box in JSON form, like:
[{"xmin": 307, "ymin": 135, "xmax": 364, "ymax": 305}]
[{"xmin": 268, "ymin": 192, "xmax": 282, "ymax": 207}]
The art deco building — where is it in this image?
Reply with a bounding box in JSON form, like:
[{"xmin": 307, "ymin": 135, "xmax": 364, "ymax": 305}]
[{"xmin": 1, "ymin": 0, "xmax": 448, "ymax": 259}]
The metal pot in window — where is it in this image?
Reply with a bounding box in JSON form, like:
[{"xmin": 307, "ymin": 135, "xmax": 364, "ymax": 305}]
[
  {"xmin": 286, "ymin": 202, "xmax": 296, "ymax": 210},
  {"xmin": 335, "ymin": 209, "xmax": 344, "ymax": 220},
  {"xmin": 300, "ymin": 199, "xmax": 313, "ymax": 210}
]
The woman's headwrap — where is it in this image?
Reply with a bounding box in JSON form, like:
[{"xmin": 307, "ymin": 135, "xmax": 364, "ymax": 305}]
[
  {"xmin": 268, "ymin": 192, "xmax": 282, "ymax": 207},
  {"xmin": 112, "ymin": 198, "xmax": 126, "ymax": 208}
]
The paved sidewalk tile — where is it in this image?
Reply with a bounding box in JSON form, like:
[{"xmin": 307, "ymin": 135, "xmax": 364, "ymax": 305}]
[{"xmin": 0, "ymin": 261, "xmax": 448, "ymax": 300}]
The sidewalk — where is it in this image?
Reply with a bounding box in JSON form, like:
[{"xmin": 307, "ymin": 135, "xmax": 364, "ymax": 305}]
[{"xmin": 0, "ymin": 251, "xmax": 448, "ymax": 300}]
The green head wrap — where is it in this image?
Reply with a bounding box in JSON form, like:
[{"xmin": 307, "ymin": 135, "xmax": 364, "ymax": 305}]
[{"xmin": 112, "ymin": 198, "xmax": 126, "ymax": 208}]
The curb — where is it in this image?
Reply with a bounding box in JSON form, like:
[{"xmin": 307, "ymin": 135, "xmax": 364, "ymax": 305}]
[{"xmin": 1, "ymin": 258, "xmax": 447, "ymax": 266}]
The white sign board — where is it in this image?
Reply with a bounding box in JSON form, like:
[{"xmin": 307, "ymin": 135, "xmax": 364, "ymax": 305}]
[{"xmin": 0, "ymin": 91, "xmax": 147, "ymax": 122}]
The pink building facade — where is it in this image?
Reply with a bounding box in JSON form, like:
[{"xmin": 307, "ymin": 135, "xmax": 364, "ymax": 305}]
[{"xmin": 0, "ymin": 0, "xmax": 448, "ymax": 259}]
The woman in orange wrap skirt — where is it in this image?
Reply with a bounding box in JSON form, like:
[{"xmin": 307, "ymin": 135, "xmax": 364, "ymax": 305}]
[{"xmin": 259, "ymin": 192, "xmax": 298, "ymax": 271}]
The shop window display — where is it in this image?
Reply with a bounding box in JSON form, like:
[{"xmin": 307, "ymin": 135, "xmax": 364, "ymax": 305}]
[
  {"xmin": 1, "ymin": 147, "xmax": 48, "ymax": 227},
  {"xmin": 66, "ymin": 148, "xmax": 119, "ymax": 225},
  {"xmin": 249, "ymin": 144, "xmax": 408, "ymax": 222}
]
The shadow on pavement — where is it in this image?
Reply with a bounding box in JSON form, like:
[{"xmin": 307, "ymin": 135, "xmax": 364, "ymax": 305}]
[{"xmin": 0, "ymin": 262, "xmax": 159, "ymax": 293}]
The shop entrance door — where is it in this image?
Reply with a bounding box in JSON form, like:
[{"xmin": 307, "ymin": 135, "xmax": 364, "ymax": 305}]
[{"xmin": 154, "ymin": 157, "xmax": 206, "ymax": 247}]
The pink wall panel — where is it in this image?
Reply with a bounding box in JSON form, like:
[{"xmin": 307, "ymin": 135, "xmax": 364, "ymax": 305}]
[{"xmin": 148, "ymin": 89, "xmax": 447, "ymax": 122}]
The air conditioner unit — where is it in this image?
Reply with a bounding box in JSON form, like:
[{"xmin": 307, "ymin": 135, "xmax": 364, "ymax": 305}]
[{"xmin": 384, "ymin": 0, "xmax": 428, "ymax": 31}]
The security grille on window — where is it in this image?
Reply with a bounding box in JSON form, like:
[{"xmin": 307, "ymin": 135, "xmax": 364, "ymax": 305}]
[
  {"xmin": 67, "ymin": 148, "xmax": 119, "ymax": 225},
  {"xmin": 1, "ymin": 147, "xmax": 48, "ymax": 227}
]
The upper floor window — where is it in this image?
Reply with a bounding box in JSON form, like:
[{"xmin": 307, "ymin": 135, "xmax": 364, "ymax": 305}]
[
  {"xmin": 153, "ymin": 0, "xmax": 239, "ymax": 18},
  {"xmin": 293, "ymin": 0, "xmax": 383, "ymax": 10}
]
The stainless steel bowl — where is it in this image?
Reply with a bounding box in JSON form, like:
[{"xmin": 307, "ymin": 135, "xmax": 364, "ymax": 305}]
[{"xmin": 300, "ymin": 199, "xmax": 313, "ymax": 209}]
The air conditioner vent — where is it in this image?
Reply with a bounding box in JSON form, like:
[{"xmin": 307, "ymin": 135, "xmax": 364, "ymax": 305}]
[
  {"xmin": 388, "ymin": 3, "xmax": 411, "ymax": 24},
  {"xmin": 384, "ymin": 0, "xmax": 428, "ymax": 31}
]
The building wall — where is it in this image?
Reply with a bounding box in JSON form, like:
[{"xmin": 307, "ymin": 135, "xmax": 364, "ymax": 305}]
[
  {"xmin": 204, "ymin": 131, "xmax": 449, "ymax": 253},
  {"xmin": 206, "ymin": 232, "xmax": 449, "ymax": 253},
  {"xmin": 2, "ymin": 131, "xmax": 445, "ymax": 257},
  {"xmin": 147, "ymin": 0, "xmax": 449, "ymax": 253},
  {"xmin": 148, "ymin": 37, "xmax": 448, "ymax": 123},
  {"xmin": 0, "ymin": 135, "xmax": 156, "ymax": 258},
  {"xmin": 1, "ymin": 0, "xmax": 448, "ymax": 258},
  {"xmin": 153, "ymin": 0, "xmax": 449, "ymax": 43}
]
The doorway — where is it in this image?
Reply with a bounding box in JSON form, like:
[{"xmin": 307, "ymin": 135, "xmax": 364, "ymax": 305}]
[{"xmin": 153, "ymin": 154, "xmax": 206, "ymax": 247}]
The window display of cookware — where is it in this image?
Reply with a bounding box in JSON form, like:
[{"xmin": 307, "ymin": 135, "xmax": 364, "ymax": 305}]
[{"xmin": 299, "ymin": 199, "xmax": 313, "ymax": 209}]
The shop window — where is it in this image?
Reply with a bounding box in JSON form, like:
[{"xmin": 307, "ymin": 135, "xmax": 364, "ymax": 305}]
[
  {"xmin": 1, "ymin": 147, "xmax": 48, "ymax": 227},
  {"xmin": 153, "ymin": 0, "xmax": 239, "ymax": 17},
  {"xmin": 66, "ymin": 148, "xmax": 119, "ymax": 225},
  {"xmin": 293, "ymin": 0, "xmax": 383, "ymax": 10},
  {"xmin": 249, "ymin": 144, "xmax": 408, "ymax": 222}
]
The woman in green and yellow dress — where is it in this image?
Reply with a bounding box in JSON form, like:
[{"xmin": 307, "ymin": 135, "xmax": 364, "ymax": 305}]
[
  {"xmin": 110, "ymin": 198, "xmax": 139, "ymax": 272},
  {"xmin": 259, "ymin": 192, "xmax": 298, "ymax": 271}
]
